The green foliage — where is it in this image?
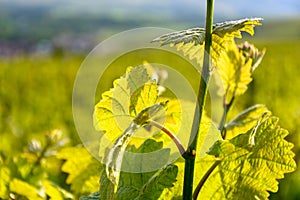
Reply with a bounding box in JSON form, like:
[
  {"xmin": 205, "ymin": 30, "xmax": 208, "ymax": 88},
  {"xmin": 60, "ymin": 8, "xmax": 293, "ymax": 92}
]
[
  {"xmin": 0, "ymin": 16, "xmax": 299, "ymax": 200},
  {"xmin": 57, "ymin": 146, "xmax": 101, "ymax": 197},
  {"xmin": 9, "ymin": 179, "xmax": 44, "ymax": 200},
  {"xmin": 225, "ymin": 104, "xmax": 270, "ymax": 139},
  {"xmin": 0, "ymin": 57, "xmax": 81, "ymax": 155},
  {"xmin": 152, "ymin": 18, "xmax": 263, "ymax": 64},
  {"xmin": 204, "ymin": 114, "xmax": 296, "ymax": 199},
  {"xmin": 105, "ymin": 103, "xmax": 166, "ymax": 186},
  {"xmin": 90, "ymin": 16, "xmax": 297, "ymax": 199},
  {"xmin": 93, "ymin": 66, "xmax": 159, "ymax": 142},
  {"xmin": 80, "ymin": 191, "xmax": 101, "ymax": 200},
  {"xmin": 152, "ymin": 18, "xmax": 262, "ymax": 46},
  {"xmin": 216, "ymin": 40, "xmax": 265, "ymax": 104},
  {"xmin": 93, "ymin": 65, "xmax": 183, "ymax": 198},
  {"xmin": 0, "ymin": 130, "xmax": 73, "ymax": 199}
]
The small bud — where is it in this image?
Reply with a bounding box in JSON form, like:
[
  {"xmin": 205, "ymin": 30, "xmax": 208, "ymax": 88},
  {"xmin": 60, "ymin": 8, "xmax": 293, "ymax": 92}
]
[
  {"xmin": 238, "ymin": 41, "xmax": 266, "ymax": 72},
  {"xmin": 28, "ymin": 139, "xmax": 42, "ymax": 153},
  {"xmin": 46, "ymin": 129, "xmax": 63, "ymax": 144}
]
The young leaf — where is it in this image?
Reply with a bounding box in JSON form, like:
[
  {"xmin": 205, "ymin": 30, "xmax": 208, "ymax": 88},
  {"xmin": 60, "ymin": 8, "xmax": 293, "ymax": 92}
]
[
  {"xmin": 216, "ymin": 40, "xmax": 253, "ymax": 104},
  {"xmin": 213, "ymin": 18, "xmax": 262, "ymax": 39},
  {"xmin": 200, "ymin": 115, "xmax": 296, "ymax": 199},
  {"xmin": 152, "ymin": 18, "xmax": 263, "ymax": 64},
  {"xmin": 94, "ymin": 65, "xmax": 185, "ymax": 177},
  {"xmin": 237, "ymin": 42, "xmax": 266, "ymax": 72},
  {"xmin": 94, "ymin": 66, "xmax": 160, "ymax": 144},
  {"xmin": 42, "ymin": 180, "xmax": 74, "ymax": 200},
  {"xmin": 152, "ymin": 18, "xmax": 262, "ymax": 46},
  {"xmin": 9, "ymin": 178, "xmax": 44, "ymax": 200},
  {"xmin": 0, "ymin": 166, "xmax": 10, "ymax": 198},
  {"xmin": 99, "ymin": 139, "xmax": 177, "ymax": 199},
  {"xmin": 57, "ymin": 146, "xmax": 101, "ymax": 197},
  {"xmin": 225, "ymin": 104, "xmax": 270, "ymax": 139}
]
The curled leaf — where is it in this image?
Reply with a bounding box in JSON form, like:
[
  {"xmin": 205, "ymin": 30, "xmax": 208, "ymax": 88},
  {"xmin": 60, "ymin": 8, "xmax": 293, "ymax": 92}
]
[
  {"xmin": 225, "ymin": 104, "xmax": 270, "ymax": 139},
  {"xmin": 152, "ymin": 18, "xmax": 263, "ymax": 65},
  {"xmin": 105, "ymin": 103, "xmax": 166, "ymax": 187}
]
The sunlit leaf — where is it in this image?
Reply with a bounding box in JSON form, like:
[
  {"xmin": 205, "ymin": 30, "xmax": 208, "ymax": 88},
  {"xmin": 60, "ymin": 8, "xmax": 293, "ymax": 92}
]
[
  {"xmin": 213, "ymin": 18, "xmax": 262, "ymax": 39},
  {"xmin": 216, "ymin": 40, "xmax": 253, "ymax": 103},
  {"xmin": 43, "ymin": 180, "xmax": 74, "ymax": 200},
  {"xmin": 0, "ymin": 166, "xmax": 10, "ymax": 198},
  {"xmin": 94, "ymin": 65, "xmax": 186, "ymax": 190},
  {"xmin": 94, "ymin": 66, "xmax": 161, "ymax": 145},
  {"xmin": 57, "ymin": 146, "xmax": 101, "ymax": 196},
  {"xmin": 200, "ymin": 115, "xmax": 297, "ymax": 199},
  {"xmin": 152, "ymin": 18, "xmax": 263, "ymax": 64},
  {"xmin": 9, "ymin": 178, "xmax": 44, "ymax": 200},
  {"xmin": 225, "ymin": 104, "xmax": 270, "ymax": 139}
]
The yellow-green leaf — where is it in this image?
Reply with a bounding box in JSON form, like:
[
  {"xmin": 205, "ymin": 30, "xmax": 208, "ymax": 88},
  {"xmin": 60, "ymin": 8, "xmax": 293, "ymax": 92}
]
[
  {"xmin": 152, "ymin": 18, "xmax": 263, "ymax": 65},
  {"xmin": 202, "ymin": 115, "xmax": 297, "ymax": 199},
  {"xmin": 216, "ymin": 40, "xmax": 253, "ymax": 104},
  {"xmin": 43, "ymin": 180, "xmax": 74, "ymax": 200},
  {"xmin": 225, "ymin": 104, "xmax": 270, "ymax": 139},
  {"xmin": 57, "ymin": 146, "xmax": 100, "ymax": 196},
  {"xmin": 9, "ymin": 178, "xmax": 44, "ymax": 200},
  {"xmin": 0, "ymin": 166, "xmax": 10, "ymax": 198},
  {"xmin": 94, "ymin": 66, "xmax": 158, "ymax": 144}
]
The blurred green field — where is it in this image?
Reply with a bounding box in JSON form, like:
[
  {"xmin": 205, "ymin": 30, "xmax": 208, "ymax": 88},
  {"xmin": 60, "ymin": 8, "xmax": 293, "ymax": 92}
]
[{"xmin": 0, "ymin": 39, "xmax": 300, "ymax": 199}]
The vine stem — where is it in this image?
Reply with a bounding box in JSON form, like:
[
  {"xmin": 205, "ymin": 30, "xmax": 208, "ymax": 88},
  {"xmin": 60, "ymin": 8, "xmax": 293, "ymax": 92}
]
[{"xmin": 182, "ymin": 0, "xmax": 214, "ymax": 199}]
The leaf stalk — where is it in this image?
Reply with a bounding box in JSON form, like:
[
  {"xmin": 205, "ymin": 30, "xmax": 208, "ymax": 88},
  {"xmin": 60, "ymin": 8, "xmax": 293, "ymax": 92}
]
[
  {"xmin": 219, "ymin": 96, "xmax": 235, "ymax": 139},
  {"xmin": 150, "ymin": 120, "xmax": 186, "ymax": 155},
  {"xmin": 193, "ymin": 160, "xmax": 221, "ymax": 199}
]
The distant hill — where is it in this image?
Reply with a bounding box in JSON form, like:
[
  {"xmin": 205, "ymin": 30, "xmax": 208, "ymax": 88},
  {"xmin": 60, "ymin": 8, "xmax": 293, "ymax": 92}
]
[{"xmin": 0, "ymin": 0, "xmax": 299, "ymax": 55}]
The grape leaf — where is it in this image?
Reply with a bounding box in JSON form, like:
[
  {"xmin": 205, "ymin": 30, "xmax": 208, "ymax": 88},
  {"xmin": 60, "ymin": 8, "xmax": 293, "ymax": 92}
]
[
  {"xmin": 57, "ymin": 146, "xmax": 101, "ymax": 197},
  {"xmin": 152, "ymin": 18, "xmax": 263, "ymax": 64},
  {"xmin": 9, "ymin": 178, "xmax": 44, "ymax": 200},
  {"xmin": 213, "ymin": 18, "xmax": 262, "ymax": 39},
  {"xmin": 225, "ymin": 104, "xmax": 270, "ymax": 139},
  {"xmin": 42, "ymin": 180, "xmax": 74, "ymax": 200},
  {"xmin": 94, "ymin": 65, "xmax": 221, "ymax": 199},
  {"xmin": 94, "ymin": 65, "xmax": 185, "ymax": 184},
  {"xmin": 152, "ymin": 18, "xmax": 262, "ymax": 46},
  {"xmin": 0, "ymin": 166, "xmax": 10, "ymax": 198},
  {"xmin": 216, "ymin": 40, "xmax": 254, "ymax": 104},
  {"xmin": 199, "ymin": 115, "xmax": 297, "ymax": 199},
  {"xmin": 94, "ymin": 66, "xmax": 163, "ymax": 148},
  {"xmin": 99, "ymin": 168, "xmax": 115, "ymax": 200}
]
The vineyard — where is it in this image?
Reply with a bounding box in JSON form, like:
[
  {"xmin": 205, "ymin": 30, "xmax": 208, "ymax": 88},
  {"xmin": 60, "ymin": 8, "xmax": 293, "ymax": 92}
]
[{"xmin": 0, "ymin": 36, "xmax": 299, "ymax": 199}]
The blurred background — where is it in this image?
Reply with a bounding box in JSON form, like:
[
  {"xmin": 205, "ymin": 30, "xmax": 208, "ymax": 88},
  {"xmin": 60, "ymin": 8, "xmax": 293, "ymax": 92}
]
[{"xmin": 0, "ymin": 0, "xmax": 299, "ymax": 199}]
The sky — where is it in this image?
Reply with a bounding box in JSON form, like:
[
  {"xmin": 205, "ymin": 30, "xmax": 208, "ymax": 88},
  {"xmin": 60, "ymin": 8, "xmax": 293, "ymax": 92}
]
[{"xmin": 1, "ymin": 0, "xmax": 299, "ymax": 20}]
